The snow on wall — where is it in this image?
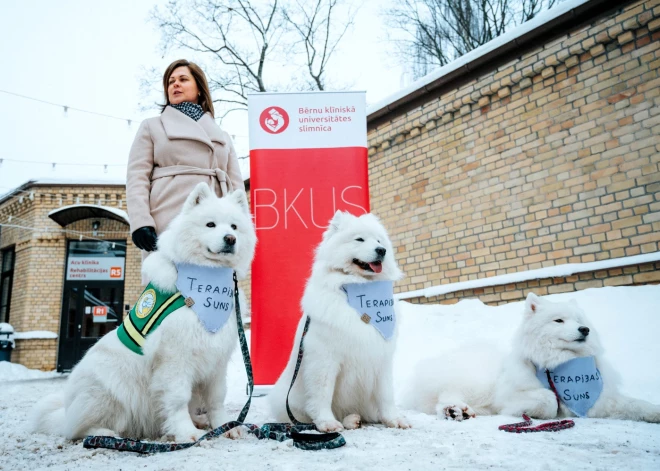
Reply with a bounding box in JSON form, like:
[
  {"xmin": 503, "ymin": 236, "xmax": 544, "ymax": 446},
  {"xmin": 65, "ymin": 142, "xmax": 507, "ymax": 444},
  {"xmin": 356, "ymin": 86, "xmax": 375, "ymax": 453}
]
[{"xmin": 396, "ymin": 252, "xmax": 660, "ymax": 299}]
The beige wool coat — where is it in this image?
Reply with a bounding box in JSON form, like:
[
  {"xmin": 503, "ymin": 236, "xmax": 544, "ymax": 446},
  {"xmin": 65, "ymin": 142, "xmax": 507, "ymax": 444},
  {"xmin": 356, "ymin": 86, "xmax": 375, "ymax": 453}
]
[{"xmin": 126, "ymin": 106, "xmax": 244, "ymax": 236}]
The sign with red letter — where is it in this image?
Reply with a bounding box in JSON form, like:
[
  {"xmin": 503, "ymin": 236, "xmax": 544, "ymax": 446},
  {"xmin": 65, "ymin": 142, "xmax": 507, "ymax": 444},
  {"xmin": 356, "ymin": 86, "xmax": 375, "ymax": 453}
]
[{"xmin": 248, "ymin": 92, "xmax": 369, "ymax": 387}]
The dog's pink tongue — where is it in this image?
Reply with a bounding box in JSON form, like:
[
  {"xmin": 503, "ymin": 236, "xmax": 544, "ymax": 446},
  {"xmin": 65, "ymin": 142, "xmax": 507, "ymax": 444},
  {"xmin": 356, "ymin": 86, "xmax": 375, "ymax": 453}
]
[{"xmin": 369, "ymin": 262, "xmax": 383, "ymax": 273}]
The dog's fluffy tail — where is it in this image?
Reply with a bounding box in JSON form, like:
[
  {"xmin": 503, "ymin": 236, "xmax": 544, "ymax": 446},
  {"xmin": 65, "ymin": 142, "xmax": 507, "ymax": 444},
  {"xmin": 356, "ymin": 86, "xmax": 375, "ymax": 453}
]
[{"xmin": 30, "ymin": 393, "xmax": 65, "ymax": 435}]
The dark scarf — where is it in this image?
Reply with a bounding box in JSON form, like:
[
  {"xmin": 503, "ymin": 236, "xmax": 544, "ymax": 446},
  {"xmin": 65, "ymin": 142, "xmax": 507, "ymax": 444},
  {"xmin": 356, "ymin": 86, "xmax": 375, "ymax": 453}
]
[{"xmin": 170, "ymin": 102, "xmax": 205, "ymax": 121}]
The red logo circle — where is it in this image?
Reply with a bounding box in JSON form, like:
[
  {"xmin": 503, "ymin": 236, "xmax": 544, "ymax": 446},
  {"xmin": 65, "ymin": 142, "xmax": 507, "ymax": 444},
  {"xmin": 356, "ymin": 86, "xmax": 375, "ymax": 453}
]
[{"xmin": 259, "ymin": 106, "xmax": 289, "ymax": 134}]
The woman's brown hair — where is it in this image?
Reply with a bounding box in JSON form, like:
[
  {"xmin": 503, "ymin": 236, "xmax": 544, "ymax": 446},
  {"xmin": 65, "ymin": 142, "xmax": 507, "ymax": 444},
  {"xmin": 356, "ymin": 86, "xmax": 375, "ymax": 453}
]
[{"xmin": 161, "ymin": 59, "xmax": 214, "ymax": 117}]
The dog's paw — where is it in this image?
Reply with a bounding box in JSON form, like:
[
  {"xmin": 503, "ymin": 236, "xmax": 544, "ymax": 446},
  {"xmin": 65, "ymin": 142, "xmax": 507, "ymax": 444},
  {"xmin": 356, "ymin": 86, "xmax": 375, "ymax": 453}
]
[
  {"xmin": 191, "ymin": 413, "xmax": 210, "ymax": 430},
  {"xmin": 315, "ymin": 419, "xmax": 344, "ymax": 433},
  {"xmin": 527, "ymin": 389, "xmax": 560, "ymax": 419},
  {"xmin": 342, "ymin": 414, "xmax": 362, "ymax": 430},
  {"xmin": 223, "ymin": 425, "xmax": 246, "ymax": 440},
  {"xmin": 86, "ymin": 427, "xmax": 118, "ymax": 437},
  {"xmin": 169, "ymin": 425, "xmax": 205, "ymax": 443},
  {"xmin": 442, "ymin": 405, "xmax": 476, "ymax": 421},
  {"xmin": 382, "ymin": 416, "xmax": 412, "ymax": 429}
]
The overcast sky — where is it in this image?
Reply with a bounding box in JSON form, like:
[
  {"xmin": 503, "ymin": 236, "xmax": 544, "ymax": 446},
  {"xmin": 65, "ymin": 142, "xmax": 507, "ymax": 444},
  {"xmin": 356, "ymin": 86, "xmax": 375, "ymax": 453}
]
[{"xmin": 0, "ymin": 0, "xmax": 408, "ymax": 194}]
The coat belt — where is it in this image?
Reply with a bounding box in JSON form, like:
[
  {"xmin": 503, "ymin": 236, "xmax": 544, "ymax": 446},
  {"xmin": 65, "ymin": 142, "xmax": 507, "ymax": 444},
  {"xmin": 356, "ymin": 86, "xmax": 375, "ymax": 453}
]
[{"xmin": 151, "ymin": 165, "xmax": 234, "ymax": 196}]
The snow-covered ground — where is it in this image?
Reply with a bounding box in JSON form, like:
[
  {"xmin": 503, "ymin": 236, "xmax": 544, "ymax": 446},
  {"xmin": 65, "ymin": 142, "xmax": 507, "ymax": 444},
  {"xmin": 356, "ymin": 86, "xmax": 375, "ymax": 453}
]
[
  {"xmin": 0, "ymin": 361, "xmax": 62, "ymax": 382},
  {"xmin": 1, "ymin": 286, "xmax": 658, "ymax": 470}
]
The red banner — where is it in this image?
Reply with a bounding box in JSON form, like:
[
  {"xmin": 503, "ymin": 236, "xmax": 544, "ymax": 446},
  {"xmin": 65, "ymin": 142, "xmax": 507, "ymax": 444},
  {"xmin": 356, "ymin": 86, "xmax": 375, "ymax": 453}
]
[{"xmin": 248, "ymin": 92, "xmax": 368, "ymax": 386}]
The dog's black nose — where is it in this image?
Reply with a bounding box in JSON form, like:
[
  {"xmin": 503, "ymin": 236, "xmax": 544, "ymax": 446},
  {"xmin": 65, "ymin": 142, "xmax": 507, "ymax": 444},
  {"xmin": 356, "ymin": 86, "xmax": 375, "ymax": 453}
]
[
  {"xmin": 578, "ymin": 326, "xmax": 590, "ymax": 336},
  {"xmin": 375, "ymin": 247, "xmax": 386, "ymax": 257},
  {"xmin": 224, "ymin": 234, "xmax": 236, "ymax": 246}
]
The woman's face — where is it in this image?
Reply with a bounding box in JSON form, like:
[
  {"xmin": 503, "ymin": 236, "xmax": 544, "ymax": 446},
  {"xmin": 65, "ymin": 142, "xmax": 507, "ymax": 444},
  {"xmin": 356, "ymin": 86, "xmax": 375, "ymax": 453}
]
[{"xmin": 168, "ymin": 66, "xmax": 200, "ymax": 105}]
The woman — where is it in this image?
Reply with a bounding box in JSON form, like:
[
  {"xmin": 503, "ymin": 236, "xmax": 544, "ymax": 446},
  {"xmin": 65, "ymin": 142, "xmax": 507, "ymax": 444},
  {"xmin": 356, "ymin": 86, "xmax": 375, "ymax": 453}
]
[{"xmin": 127, "ymin": 59, "xmax": 244, "ymax": 253}]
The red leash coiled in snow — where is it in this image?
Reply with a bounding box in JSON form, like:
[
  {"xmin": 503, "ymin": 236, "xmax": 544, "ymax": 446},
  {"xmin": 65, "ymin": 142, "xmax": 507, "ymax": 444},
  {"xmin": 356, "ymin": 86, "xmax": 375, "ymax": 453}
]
[
  {"xmin": 498, "ymin": 414, "xmax": 575, "ymax": 433},
  {"xmin": 498, "ymin": 369, "xmax": 575, "ymax": 433}
]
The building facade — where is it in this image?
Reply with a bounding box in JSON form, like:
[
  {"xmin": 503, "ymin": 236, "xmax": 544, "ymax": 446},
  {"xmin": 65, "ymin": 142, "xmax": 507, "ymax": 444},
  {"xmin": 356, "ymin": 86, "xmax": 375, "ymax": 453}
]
[
  {"xmin": 366, "ymin": 0, "xmax": 660, "ymax": 305},
  {"xmin": 0, "ymin": 181, "xmax": 142, "ymax": 370},
  {"xmin": 2, "ymin": 0, "xmax": 660, "ymax": 371}
]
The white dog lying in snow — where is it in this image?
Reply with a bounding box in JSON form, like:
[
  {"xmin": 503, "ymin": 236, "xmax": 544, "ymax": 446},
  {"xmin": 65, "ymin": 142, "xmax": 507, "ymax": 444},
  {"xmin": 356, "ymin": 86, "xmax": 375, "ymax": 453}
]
[
  {"xmin": 269, "ymin": 211, "xmax": 411, "ymax": 432},
  {"xmin": 31, "ymin": 183, "xmax": 256, "ymax": 441},
  {"xmin": 404, "ymin": 292, "xmax": 660, "ymax": 423}
]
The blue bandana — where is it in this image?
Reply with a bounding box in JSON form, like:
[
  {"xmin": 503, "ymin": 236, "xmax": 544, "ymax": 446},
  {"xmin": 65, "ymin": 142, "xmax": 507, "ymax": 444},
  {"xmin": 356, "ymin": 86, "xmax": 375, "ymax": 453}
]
[
  {"xmin": 342, "ymin": 281, "xmax": 395, "ymax": 340},
  {"xmin": 536, "ymin": 356, "xmax": 603, "ymax": 417},
  {"xmin": 175, "ymin": 264, "xmax": 234, "ymax": 333}
]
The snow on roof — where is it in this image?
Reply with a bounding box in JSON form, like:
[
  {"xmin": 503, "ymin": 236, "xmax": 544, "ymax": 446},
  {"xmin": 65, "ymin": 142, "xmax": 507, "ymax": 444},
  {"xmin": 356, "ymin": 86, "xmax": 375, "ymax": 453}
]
[
  {"xmin": 0, "ymin": 178, "xmax": 127, "ymax": 204},
  {"xmin": 367, "ymin": 0, "xmax": 591, "ymax": 118},
  {"xmin": 48, "ymin": 204, "xmax": 130, "ymax": 225},
  {"xmin": 31, "ymin": 177, "xmax": 126, "ymax": 186},
  {"xmin": 395, "ymin": 251, "xmax": 660, "ymax": 300}
]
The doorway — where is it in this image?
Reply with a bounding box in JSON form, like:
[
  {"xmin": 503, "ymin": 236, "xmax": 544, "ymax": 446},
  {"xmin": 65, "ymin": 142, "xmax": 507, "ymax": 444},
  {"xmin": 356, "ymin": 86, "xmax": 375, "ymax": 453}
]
[{"xmin": 57, "ymin": 240, "xmax": 126, "ymax": 372}]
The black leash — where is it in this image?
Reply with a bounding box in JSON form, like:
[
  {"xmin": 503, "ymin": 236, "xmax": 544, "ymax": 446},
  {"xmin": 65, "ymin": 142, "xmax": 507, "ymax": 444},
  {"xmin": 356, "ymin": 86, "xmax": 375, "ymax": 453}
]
[
  {"xmin": 284, "ymin": 316, "xmax": 344, "ymax": 447},
  {"xmin": 83, "ymin": 273, "xmax": 344, "ymax": 453}
]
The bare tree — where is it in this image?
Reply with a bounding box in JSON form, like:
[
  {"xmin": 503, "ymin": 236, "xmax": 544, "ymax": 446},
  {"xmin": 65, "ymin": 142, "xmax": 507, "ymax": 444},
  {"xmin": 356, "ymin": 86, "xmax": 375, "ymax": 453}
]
[
  {"xmin": 151, "ymin": 0, "xmax": 284, "ymax": 118},
  {"xmin": 282, "ymin": 0, "xmax": 355, "ymax": 91},
  {"xmin": 386, "ymin": 0, "xmax": 559, "ymax": 80},
  {"xmin": 149, "ymin": 0, "xmax": 353, "ymax": 117}
]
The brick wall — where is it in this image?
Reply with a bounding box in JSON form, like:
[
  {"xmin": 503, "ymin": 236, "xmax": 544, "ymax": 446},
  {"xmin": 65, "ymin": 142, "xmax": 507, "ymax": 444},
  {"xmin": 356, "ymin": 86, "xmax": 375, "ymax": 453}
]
[
  {"xmin": 11, "ymin": 339, "xmax": 57, "ymax": 371},
  {"xmin": 367, "ymin": 0, "xmax": 660, "ymax": 299}
]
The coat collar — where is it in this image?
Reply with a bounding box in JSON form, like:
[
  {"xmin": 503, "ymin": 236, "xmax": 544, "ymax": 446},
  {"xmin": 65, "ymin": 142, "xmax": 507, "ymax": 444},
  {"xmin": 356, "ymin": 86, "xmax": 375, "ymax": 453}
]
[{"xmin": 160, "ymin": 106, "xmax": 227, "ymax": 149}]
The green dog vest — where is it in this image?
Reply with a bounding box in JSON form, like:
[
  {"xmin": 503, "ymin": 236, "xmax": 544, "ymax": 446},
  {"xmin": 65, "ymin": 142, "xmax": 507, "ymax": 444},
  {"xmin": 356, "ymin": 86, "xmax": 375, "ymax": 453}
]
[{"xmin": 117, "ymin": 283, "xmax": 186, "ymax": 355}]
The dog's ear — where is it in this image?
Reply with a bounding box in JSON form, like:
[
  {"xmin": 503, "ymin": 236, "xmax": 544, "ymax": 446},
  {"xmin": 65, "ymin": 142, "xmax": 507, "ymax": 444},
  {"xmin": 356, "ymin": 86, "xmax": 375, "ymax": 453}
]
[
  {"xmin": 183, "ymin": 182, "xmax": 214, "ymax": 211},
  {"xmin": 525, "ymin": 292, "xmax": 542, "ymax": 314},
  {"xmin": 227, "ymin": 190, "xmax": 249, "ymax": 214},
  {"xmin": 325, "ymin": 210, "xmax": 349, "ymax": 236}
]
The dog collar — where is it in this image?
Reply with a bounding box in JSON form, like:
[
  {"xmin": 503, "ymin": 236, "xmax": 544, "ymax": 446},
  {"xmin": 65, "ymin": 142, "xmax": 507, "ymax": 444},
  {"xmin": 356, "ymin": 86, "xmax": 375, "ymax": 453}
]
[
  {"xmin": 342, "ymin": 281, "xmax": 395, "ymax": 340},
  {"xmin": 535, "ymin": 356, "xmax": 603, "ymax": 417}
]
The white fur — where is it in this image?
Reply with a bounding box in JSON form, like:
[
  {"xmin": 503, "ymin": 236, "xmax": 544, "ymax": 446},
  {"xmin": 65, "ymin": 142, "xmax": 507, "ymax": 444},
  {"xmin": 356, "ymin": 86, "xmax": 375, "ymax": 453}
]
[
  {"xmin": 269, "ymin": 211, "xmax": 411, "ymax": 432},
  {"xmin": 405, "ymin": 292, "xmax": 660, "ymax": 423},
  {"xmin": 30, "ymin": 183, "xmax": 256, "ymax": 441}
]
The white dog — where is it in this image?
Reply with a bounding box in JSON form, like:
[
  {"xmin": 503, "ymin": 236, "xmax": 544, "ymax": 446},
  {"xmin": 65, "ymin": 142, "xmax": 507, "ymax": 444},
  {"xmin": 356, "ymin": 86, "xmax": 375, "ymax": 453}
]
[
  {"xmin": 31, "ymin": 183, "xmax": 256, "ymax": 441},
  {"xmin": 405, "ymin": 292, "xmax": 660, "ymax": 423},
  {"xmin": 269, "ymin": 211, "xmax": 411, "ymax": 432}
]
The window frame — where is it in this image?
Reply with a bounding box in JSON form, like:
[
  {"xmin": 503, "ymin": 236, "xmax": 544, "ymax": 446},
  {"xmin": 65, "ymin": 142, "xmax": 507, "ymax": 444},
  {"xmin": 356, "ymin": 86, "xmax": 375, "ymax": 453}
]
[{"xmin": 0, "ymin": 246, "xmax": 15, "ymax": 324}]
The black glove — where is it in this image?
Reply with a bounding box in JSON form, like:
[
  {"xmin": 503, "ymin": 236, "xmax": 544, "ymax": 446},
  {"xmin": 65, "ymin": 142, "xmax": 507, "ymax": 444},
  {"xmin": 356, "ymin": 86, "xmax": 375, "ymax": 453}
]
[{"xmin": 132, "ymin": 226, "xmax": 158, "ymax": 252}]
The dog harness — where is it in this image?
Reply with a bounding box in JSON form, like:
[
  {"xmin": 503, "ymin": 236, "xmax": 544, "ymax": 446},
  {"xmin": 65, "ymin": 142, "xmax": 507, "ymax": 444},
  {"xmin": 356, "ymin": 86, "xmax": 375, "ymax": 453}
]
[
  {"xmin": 117, "ymin": 265, "xmax": 236, "ymax": 354},
  {"xmin": 342, "ymin": 281, "xmax": 395, "ymax": 340},
  {"xmin": 117, "ymin": 284, "xmax": 186, "ymax": 355},
  {"xmin": 536, "ymin": 356, "xmax": 603, "ymax": 417}
]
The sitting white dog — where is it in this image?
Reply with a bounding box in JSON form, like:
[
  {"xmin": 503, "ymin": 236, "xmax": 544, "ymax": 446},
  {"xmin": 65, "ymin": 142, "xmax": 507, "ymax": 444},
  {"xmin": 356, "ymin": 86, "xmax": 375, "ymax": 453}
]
[
  {"xmin": 269, "ymin": 211, "xmax": 411, "ymax": 432},
  {"xmin": 31, "ymin": 183, "xmax": 256, "ymax": 441},
  {"xmin": 404, "ymin": 292, "xmax": 660, "ymax": 423}
]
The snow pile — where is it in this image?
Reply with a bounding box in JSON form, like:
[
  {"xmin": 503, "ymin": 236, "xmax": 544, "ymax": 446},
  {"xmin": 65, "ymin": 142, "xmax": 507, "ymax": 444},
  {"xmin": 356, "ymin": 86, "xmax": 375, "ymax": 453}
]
[
  {"xmin": 0, "ymin": 285, "xmax": 658, "ymax": 470},
  {"xmin": 13, "ymin": 331, "xmax": 58, "ymax": 340},
  {"xmin": 395, "ymin": 285, "xmax": 660, "ymax": 403},
  {"xmin": 0, "ymin": 362, "xmax": 62, "ymax": 382}
]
